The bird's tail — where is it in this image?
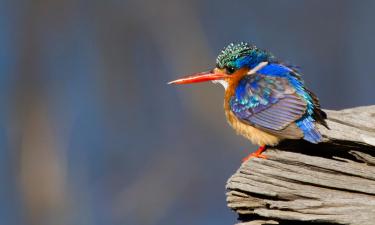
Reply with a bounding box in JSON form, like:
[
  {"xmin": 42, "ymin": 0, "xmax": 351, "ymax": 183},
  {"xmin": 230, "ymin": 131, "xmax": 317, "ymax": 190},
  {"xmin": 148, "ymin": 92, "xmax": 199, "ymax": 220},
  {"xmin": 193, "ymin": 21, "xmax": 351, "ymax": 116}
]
[{"xmin": 296, "ymin": 117, "xmax": 323, "ymax": 144}]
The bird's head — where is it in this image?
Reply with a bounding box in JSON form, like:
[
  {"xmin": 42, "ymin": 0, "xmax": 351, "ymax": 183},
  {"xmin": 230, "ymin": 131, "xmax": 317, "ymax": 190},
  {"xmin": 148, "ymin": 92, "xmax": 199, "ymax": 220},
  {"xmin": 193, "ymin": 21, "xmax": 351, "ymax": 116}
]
[{"xmin": 168, "ymin": 42, "xmax": 273, "ymax": 87}]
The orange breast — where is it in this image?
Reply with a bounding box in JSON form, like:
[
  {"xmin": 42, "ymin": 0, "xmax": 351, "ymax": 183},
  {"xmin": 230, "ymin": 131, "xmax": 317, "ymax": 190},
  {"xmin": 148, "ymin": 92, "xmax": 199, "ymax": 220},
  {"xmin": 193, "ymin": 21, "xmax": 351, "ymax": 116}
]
[{"xmin": 224, "ymin": 108, "xmax": 281, "ymax": 146}]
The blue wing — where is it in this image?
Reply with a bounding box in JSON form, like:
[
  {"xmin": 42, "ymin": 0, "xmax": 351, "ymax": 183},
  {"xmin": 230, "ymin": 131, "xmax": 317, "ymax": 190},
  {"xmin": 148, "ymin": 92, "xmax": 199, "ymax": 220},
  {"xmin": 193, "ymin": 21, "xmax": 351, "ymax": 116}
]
[{"xmin": 230, "ymin": 63, "xmax": 325, "ymax": 143}]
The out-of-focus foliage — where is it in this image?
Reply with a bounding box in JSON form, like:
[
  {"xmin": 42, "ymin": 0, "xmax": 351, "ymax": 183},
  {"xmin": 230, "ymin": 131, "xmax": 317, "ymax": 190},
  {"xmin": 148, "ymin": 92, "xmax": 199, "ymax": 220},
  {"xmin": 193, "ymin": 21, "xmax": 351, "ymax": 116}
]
[{"xmin": 0, "ymin": 0, "xmax": 374, "ymax": 225}]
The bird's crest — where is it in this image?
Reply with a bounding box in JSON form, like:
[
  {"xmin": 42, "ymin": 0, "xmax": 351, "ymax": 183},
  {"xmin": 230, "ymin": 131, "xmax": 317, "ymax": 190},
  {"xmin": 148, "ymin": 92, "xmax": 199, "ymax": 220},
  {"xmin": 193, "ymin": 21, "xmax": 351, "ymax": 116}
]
[{"xmin": 216, "ymin": 42, "xmax": 273, "ymax": 72}]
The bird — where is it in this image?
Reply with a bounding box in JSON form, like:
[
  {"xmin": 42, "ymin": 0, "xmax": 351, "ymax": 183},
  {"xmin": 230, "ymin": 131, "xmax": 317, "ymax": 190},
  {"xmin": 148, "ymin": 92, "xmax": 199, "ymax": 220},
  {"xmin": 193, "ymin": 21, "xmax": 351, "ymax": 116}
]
[{"xmin": 168, "ymin": 42, "xmax": 328, "ymax": 161}]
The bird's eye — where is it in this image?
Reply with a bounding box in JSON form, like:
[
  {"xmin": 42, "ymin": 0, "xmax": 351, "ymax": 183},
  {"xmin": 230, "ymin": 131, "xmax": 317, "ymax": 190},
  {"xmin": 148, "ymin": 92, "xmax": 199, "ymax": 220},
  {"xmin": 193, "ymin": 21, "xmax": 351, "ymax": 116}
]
[{"xmin": 226, "ymin": 67, "xmax": 235, "ymax": 74}]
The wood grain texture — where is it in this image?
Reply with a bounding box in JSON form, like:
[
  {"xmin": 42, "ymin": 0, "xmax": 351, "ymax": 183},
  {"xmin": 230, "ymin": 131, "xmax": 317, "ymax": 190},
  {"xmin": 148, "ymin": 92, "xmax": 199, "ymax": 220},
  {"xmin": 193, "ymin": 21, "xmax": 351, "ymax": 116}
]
[{"xmin": 226, "ymin": 105, "xmax": 375, "ymax": 225}]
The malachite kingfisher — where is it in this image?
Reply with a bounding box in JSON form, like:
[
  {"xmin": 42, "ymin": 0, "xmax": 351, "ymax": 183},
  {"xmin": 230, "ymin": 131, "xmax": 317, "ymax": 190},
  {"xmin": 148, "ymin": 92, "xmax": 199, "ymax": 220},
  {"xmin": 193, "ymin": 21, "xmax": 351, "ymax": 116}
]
[{"xmin": 169, "ymin": 42, "xmax": 328, "ymax": 161}]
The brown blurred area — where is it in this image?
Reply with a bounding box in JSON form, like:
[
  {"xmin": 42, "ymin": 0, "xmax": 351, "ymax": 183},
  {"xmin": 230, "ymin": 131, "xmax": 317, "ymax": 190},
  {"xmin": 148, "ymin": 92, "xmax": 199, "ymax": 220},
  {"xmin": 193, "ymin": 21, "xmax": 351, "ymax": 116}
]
[{"xmin": 1, "ymin": 0, "xmax": 375, "ymax": 225}]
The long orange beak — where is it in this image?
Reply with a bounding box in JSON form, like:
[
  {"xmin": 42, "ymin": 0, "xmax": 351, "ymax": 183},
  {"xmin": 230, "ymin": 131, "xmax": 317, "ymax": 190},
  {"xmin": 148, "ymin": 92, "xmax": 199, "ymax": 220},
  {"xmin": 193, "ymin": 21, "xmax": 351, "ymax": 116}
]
[{"xmin": 168, "ymin": 70, "xmax": 229, "ymax": 85}]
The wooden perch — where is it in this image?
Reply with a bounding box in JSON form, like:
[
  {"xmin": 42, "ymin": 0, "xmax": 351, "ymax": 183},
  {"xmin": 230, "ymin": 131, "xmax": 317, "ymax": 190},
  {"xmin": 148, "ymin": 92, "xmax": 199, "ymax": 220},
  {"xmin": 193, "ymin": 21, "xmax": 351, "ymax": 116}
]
[{"xmin": 226, "ymin": 105, "xmax": 375, "ymax": 225}]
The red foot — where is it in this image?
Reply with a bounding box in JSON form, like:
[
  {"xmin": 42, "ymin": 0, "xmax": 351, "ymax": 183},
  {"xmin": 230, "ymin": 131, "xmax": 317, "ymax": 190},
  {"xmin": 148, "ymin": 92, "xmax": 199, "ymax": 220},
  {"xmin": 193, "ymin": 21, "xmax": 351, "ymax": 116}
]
[{"xmin": 242, "ymin": 145, "xmax": 267, "ymax": 162}]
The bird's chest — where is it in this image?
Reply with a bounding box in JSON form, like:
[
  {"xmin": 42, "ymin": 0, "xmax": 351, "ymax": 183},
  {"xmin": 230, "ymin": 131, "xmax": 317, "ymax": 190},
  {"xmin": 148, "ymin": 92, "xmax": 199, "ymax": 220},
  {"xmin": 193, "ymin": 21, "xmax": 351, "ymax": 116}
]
[{"xmin": 224, "ymin": 90, "xmax": 280, "ymax": 146}]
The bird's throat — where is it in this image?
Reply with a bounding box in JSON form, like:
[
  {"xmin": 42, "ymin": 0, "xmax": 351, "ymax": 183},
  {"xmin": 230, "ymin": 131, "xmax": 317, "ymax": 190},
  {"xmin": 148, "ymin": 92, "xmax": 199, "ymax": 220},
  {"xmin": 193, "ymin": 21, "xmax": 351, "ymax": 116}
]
[{"xmin": 212, "ymin": 79, "xmax": 228, "ymax": 89}]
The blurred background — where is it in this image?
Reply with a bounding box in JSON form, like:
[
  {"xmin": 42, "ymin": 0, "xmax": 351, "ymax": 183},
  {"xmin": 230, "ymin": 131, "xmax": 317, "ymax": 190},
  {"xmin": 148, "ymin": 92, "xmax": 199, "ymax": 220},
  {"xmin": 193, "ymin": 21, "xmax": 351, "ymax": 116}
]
[{"xmin": 1, "ymin": 0, "xmax": 375, "ymax": 225}]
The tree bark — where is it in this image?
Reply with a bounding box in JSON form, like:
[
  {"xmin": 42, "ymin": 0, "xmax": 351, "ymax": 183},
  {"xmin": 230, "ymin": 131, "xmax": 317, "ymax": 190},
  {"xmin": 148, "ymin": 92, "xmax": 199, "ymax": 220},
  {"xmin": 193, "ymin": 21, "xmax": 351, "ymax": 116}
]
[{"xmin": 226, "ymin": 105, "xmax": 375, "ymax": 225}]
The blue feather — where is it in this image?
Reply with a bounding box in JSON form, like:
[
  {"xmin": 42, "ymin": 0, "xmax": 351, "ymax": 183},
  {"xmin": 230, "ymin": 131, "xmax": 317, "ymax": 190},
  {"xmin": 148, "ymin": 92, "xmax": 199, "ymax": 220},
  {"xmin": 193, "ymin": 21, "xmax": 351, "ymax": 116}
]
[{"xmin": 230, "ymin": 63, "xmax": 323, "ymax": 143}]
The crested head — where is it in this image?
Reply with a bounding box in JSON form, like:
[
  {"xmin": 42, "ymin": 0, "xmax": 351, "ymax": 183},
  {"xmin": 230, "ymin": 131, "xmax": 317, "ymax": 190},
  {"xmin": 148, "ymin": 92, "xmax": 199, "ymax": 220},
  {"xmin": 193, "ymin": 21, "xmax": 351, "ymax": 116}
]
[
  {"xmin": 216, "ymin": 42, "xmax": 274, "ymax": 73},
  {"xmin": 168, "ymin": 42, "xmax": 275, "ymax": 87}
]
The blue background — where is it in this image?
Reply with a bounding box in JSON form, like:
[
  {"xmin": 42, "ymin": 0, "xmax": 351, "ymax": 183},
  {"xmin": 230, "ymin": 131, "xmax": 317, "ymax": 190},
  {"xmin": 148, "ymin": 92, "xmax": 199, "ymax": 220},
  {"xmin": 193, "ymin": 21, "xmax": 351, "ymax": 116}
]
[{"xmin": 0, "ymin": 0, "xmax": 374, "ymax": 225}]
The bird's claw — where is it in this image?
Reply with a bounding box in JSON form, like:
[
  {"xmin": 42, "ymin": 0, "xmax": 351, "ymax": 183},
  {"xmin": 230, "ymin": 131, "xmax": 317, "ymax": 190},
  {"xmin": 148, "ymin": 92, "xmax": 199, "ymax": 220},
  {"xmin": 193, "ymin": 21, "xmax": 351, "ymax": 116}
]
[{"xmin": 242, "ymin": 145, "xmax": 267, "ymax": 162}]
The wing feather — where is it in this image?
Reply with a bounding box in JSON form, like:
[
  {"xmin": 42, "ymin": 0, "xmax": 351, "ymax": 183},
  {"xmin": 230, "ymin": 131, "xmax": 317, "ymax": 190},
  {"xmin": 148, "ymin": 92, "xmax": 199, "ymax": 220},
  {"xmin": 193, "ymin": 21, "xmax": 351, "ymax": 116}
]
[{"xmin": 230, "ymin": 73, "xmax": 307, "ymax": 139}]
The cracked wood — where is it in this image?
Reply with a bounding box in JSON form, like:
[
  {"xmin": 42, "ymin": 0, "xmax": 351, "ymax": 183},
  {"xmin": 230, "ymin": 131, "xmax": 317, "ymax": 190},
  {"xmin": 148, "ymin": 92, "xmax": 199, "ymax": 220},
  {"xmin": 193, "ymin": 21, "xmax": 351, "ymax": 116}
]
[{"xmin": 226, "ymin": 105, "xmax": 375, "ymax": 225}]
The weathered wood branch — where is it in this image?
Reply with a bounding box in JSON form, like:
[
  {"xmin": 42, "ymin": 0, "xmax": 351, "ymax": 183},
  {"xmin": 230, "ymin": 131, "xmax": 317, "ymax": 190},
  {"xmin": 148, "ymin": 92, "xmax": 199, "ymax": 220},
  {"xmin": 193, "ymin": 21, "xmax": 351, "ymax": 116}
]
[{"xmin": 226, "ymin": 105, "xmax": 375, "ymax": 225}]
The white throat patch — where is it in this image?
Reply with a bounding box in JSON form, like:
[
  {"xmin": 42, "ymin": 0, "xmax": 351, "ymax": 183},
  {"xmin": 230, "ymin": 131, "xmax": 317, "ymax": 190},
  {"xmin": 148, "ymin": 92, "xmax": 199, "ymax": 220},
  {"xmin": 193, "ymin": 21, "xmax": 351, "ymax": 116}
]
[{"xmin": 212, "ymin": 80, "xmax": 228, "ymax": 89}]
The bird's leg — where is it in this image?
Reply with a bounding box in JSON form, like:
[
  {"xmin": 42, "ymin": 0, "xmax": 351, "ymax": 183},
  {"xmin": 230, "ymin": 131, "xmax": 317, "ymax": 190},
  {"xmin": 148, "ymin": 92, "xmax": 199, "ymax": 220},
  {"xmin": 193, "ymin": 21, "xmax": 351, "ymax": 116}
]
[{"xmin": 242, "ymin": 145, "xmax": 267, "ymax": 162}]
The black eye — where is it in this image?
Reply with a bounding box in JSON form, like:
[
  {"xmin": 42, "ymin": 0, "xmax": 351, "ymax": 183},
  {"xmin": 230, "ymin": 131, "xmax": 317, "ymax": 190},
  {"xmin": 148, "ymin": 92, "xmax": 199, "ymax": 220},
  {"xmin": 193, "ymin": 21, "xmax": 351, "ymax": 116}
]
[{"xmin": 226, "ymin": 66, "xmax": 235, "ymax": 74}]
